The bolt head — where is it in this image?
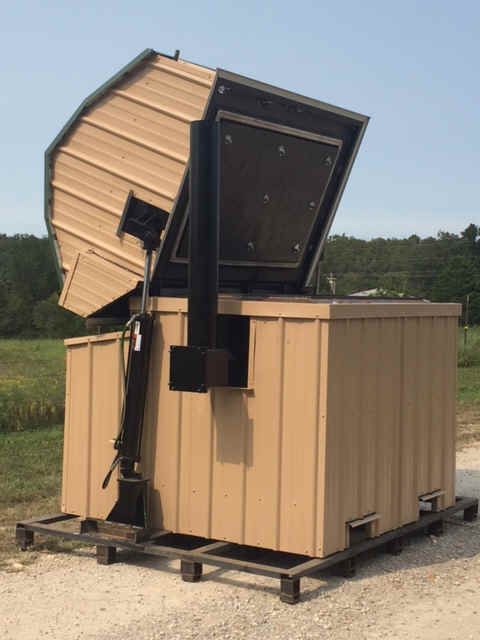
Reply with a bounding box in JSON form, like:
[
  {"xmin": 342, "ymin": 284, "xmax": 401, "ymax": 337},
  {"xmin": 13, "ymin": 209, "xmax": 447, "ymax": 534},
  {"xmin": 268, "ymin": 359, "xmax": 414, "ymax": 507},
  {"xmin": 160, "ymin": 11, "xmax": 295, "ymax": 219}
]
[
  {"xmin": 308, "ymin": 201, "xmax": 316, "ymax": 210},
  {"xmin": 225, "ymin": 134, "xmax": 233, "ymax": 145},
  {"xmin": 263, "ymin": 194, "xmax": 270, "ymax": 204},
  {"xmin": 278, "ymin": 145, "xmax": 286, "ymax": 157},
  {"xmin": 324, "ymin": 155, "xmax": 333, "ymax": 167},
  {"xmin": 247, "ymin": 241, "xmax": 255, "ymax": 252},
  {"xmin": 218, "ymin": 85, "xmax": 226, "ymax": 95},
  {"xmin": 292, "ymin": 243, "xmax": 301, "ymax": 253}
]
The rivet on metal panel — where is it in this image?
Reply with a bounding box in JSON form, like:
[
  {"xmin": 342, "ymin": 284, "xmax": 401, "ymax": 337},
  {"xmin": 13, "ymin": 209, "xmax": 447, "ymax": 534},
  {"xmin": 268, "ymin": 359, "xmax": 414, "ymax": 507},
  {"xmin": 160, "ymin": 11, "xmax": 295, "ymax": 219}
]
[
  {"xmin": 263, "ymin": 194, "xmax": 270, "ymax": 205},
  {"xmin": 308, "ymin": 201, "xmax": 316, "ymax": 210},
  {"xmin": 218, "ymin": 85, "xmax": 226, "ymax": 95},
  {"xmin": 324, "ymin": 155, "xmax": 333, "ymax": 167},
  {"xmin": 247, "ymin": 241, "xmax": 255, "ymax": 253},
  {"xmin": 292, "ymin": 243, "xmax": 301, "ymax": 253},
  {"xmin": 278, "ymin": 145, "xmax": 286, "ymax": 157},
  {"xmin": 225, "ymin": 134, "xmax": 233, "ymax": 145}
]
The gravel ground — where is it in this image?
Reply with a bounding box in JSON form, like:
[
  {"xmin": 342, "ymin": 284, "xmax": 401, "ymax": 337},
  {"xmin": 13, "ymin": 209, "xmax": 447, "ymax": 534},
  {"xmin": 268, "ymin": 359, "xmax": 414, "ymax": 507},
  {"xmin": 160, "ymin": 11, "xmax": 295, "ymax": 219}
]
[{"xmin": 1, "ymin": 445, "xmax": 480, "ymax": 640}]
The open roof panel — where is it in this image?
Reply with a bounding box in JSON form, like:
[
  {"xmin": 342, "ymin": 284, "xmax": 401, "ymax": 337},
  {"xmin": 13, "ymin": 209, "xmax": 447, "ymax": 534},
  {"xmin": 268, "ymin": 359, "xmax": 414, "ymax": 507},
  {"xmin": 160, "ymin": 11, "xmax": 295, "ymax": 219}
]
[
  {"xmin": 152, "ymin": 69, "xmax": 368, "ymax": 292},
  {"xmin": 45, "ymin": 49, "xmax": 367, "ymax": 315}
]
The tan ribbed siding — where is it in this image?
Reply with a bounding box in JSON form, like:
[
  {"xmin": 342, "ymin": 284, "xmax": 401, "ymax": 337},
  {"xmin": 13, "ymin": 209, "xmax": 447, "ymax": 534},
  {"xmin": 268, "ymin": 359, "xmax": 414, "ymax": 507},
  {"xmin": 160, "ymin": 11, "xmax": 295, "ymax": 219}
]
[
  {"xmin": 59, "ymin": 251, "xmax": 141, "ymax": 317},
  {"xmin": 322, "ymin": 314, "xmax": 458, "ymax": 555},
  {"xmin": 51, "ymin": 55, "xmax": 214, "ymax": 313},
  {"xmin": 62, "ymin": 300, "xmax": 460, "ymax": 558},
  {"xmin": 61, "ymin": 333, "xmax": 126, "ymax": 517}
]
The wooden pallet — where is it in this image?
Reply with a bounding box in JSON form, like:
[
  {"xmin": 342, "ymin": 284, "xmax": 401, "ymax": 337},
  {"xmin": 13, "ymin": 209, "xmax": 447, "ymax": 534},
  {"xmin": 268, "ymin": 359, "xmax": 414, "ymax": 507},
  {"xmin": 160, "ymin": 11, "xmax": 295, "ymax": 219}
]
[{"xmin": 16, "ymin": 496, "xmax": 478, "ymax": 604}]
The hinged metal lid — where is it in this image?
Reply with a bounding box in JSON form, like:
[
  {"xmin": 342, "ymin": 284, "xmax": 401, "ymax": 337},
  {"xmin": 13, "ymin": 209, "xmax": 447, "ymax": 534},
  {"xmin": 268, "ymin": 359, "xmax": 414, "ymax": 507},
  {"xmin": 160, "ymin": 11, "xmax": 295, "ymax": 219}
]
[{"xmin": 153, "ymin": 69, "xmax": 368, "ymax": 293}]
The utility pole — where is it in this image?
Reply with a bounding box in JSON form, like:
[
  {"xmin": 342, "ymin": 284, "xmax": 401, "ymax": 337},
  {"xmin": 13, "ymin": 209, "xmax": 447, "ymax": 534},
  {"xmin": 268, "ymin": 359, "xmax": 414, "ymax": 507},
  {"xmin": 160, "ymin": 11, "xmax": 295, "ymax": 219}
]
[
  {"xmin": 327, "ymin": 272, "xmax": 336, "ymax": 295},
  {"xmin": 464, "ymin": 293, "xmax": 470, "ymax": 366}
]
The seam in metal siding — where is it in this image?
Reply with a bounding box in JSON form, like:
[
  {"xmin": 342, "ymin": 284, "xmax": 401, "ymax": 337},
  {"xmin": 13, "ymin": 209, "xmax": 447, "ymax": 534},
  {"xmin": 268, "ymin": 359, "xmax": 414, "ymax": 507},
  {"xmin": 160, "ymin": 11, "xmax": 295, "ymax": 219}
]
[{"xmin": 48, "ymin": 53, "xmax": 214, "ymax": 314}]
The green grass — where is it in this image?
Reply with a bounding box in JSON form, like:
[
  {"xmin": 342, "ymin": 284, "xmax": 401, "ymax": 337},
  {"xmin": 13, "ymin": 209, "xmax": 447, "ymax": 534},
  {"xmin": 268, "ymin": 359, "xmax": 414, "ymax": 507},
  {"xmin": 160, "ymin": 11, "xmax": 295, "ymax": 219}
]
[
  {"xmin": 458, "ymin": 325, "xmax": 480, "ymax": 368},
  {"xmin": 458, "ymin": 365, "xmax": 480, "ymax": 407},
  {"xmin": 0, "ymin": 426, "xmax": 63, "ymax": 566},
  {"xmin": 0, "ymin": 339, "xmax": 66, "ymax": 433}
]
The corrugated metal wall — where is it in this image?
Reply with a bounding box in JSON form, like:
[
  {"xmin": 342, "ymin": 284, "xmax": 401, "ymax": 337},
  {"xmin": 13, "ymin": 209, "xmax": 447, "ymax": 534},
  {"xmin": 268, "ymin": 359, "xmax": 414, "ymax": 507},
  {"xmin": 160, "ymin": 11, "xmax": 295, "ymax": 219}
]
[
  {"xmin": 321, "ymin": 315, "xmax": 457, "ymax": 556},
  {"xmin": 50, "ymin": 55, "xmax": 214, "ymax": 313},
  {"xmin": 62, "ymin": 301, "xmax": 459, "ymax": 558},
  {"xmin": 62, "ymin": 333, "xmax": 125, "ymax": 517},
  {"xmin": 58, "ymin": 250, "xmax": 141, "ymax": 317}
]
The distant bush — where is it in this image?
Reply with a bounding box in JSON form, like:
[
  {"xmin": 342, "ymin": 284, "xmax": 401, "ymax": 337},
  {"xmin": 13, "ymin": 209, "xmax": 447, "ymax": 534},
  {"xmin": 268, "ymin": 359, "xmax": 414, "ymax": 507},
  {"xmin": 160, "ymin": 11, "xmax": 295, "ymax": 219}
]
[
  {"xmin": 458, "ymin": 326, "xmax": 480, "ymax": 368},
  {"xmin": 458, "ymin": 326, "xmax": 480, "ymax": 367},
  {"xmin": 33, "ymin": 293, "xmax": 84, "ymax": 338},
  {"xmin": 0, "ymin": 380, "xmax": 64, "ymax": 432},
  {"xmin": 0, "ymin": 234, "xmax": 85, "ymax": 338}
]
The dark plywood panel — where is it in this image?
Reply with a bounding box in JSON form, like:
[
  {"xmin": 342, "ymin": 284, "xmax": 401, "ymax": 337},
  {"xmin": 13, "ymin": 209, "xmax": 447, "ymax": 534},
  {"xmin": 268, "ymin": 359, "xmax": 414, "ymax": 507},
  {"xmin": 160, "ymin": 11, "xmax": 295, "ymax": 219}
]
[
  {"xmin": 175, "ymin": 116, "xmax": 341, "ymax": 267},
  {"xmin": 153, "ymin": 72, "xmax": 368, "ymax": 292},
  {"xmin": 217, "ymin": 118, "xmax": 340, "ymax": 266}
]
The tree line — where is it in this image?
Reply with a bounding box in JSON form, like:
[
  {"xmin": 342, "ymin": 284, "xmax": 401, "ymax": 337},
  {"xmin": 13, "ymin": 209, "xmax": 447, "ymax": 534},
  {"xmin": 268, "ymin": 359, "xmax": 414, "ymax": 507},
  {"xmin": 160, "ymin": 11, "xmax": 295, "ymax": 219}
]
[
  {"xmin": 318, "ymin": 223, "xmax": 478, "ymax": 322},
  {"xmin": 0, "ymin": 234, "xmax": 83, "ymax": 338},
  {"xmin": 1, "ymin": 225, "xmax": 477, "ymax": 338}
]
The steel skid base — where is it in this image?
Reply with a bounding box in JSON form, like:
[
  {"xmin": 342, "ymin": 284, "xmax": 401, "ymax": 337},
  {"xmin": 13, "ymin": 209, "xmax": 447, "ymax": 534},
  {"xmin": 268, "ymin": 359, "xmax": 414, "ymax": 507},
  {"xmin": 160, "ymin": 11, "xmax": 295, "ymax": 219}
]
[{"xmin": 15, "ymin": 497, "xmax": 478, "ymax": 604}]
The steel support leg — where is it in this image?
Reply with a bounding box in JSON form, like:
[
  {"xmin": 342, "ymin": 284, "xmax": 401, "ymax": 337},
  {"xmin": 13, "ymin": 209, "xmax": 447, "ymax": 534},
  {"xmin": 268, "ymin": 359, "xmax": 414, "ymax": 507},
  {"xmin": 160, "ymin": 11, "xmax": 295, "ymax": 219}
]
[
  {"xmin": 96, "ymin": 545, "xmax": 116, "ymax": 565},
  {"xmin": 387, "ymin": 537, "xmax": 404, "ymax": 555},
  {"xmin": 464, "ymin": 503, "xmax": 479, "ymax": 522},
  {"xmin": 427, "ymin": 520, "xmax": 445, "ymax": 536},
  {"xmin": 16, "ymin": 526, "xmax": 34, "ymax": 551},
  {"xmin": 339, "ymin": 557, "xmax": 356, "ymax": 578},
  {"xmin": 280, "ymin": 576, "xmax": 300, "ymax": 604},
  {"xmin": 181, "ymin": 560, "xmax": 202, "ymax": 582}
]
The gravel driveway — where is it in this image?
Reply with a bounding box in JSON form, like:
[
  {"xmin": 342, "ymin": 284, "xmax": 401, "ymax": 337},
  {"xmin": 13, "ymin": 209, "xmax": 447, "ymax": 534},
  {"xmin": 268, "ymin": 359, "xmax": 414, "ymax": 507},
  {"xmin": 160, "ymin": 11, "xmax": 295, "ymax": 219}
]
[{"xmin": 2, "ymin": 444, "xmax": 480, "ymax": 640}]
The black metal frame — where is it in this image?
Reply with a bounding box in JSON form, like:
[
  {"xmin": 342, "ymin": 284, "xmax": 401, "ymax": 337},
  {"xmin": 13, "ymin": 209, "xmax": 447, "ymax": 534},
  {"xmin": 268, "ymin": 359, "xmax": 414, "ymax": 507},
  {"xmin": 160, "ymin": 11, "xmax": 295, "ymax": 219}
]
[
  {"xmin": 169, "ymin": 120, "xmax": 229, "ymax": 393},
  {"xmin": 16, "ymin": 496, "xmax": 478, "ymax": 605}
]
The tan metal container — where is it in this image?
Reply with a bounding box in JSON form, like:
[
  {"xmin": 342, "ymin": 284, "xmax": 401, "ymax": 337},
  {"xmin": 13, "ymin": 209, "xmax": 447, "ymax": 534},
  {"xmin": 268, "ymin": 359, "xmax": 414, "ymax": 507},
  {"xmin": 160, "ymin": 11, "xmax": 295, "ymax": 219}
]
[{"xmin": 62, "ymin": 297, "xmax": 460, "ymax": 558}]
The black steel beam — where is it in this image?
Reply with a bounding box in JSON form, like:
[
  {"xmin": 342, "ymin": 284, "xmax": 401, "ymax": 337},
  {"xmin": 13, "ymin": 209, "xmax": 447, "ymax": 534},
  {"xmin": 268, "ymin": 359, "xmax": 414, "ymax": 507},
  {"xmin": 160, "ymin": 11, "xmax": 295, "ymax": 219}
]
[{"xmin": 188, "ymin": 120, "xmax": 219, "ymax": 349}]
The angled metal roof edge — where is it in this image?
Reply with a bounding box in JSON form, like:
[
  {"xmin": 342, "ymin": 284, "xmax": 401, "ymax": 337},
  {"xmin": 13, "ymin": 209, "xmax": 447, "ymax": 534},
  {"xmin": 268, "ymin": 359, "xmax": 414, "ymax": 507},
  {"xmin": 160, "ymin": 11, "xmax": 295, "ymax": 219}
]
[
  {"xmin": 44, "ymin": 47, "xmax": 159, "ymax": 287},
  {"xmin": 216, "ymin": 68, "xmax": 370, "ymax": 124},
  {"xmin": 304, "ymin": 116, "xmax": 369, "ymax": 287}
]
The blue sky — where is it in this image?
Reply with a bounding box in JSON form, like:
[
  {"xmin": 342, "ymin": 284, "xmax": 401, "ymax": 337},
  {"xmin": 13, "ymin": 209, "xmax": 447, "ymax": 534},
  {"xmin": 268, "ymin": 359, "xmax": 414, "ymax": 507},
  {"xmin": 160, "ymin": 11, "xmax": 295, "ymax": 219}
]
[{"xmin": 1, "ymin": 0, "xmax": 478, "ymax": 239}]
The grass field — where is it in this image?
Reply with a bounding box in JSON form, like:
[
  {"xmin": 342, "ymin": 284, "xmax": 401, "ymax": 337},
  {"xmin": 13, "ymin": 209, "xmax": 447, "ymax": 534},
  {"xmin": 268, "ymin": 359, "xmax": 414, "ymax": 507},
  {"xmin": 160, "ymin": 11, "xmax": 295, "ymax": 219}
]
[
  {"xmin": 0, "ymin": 340, "xmax": 66, "ymax": 566},
  {"xmin": 0, "ymin": 426, "xmax": 63, "ymax": 568},
  {"xmin": 1, "ymin": 333, "xmax": 480, "ymax": 565},
  {"xmin": 0, "ymin": 340, "xmax": 65, "ymax": 433}
]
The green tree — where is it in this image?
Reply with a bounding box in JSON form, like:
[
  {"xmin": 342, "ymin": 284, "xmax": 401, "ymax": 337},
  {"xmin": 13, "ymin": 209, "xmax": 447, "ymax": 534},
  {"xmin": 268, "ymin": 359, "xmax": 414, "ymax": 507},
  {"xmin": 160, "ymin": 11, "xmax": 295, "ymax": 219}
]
[{"xmin": 32, "ymin": 293, "xmax": 85, "ymax": 338}]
